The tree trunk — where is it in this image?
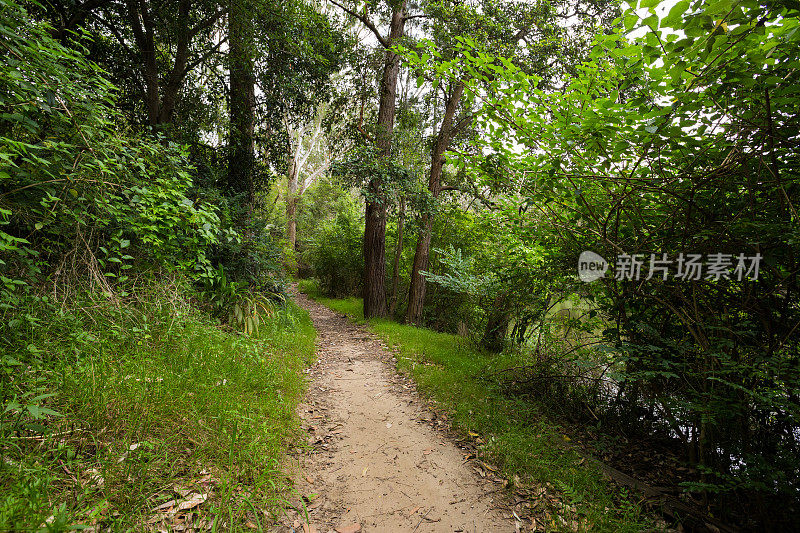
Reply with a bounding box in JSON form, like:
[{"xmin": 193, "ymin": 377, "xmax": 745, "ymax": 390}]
[
  {"xmin": 406, "ymin": 220, "xmax": 432, "ymax": 325},
  {"xmin": 481, "ymin": 293, "xmax": 510, "ymax": 353},
  {"xmin": 126, "ymin": 0, "xmax": 160, "ymax": 125},
  {"xmin": 406, "ymin": 82, "xmax": 464, "ymax": 325},
  {"xmin": 389, "ymin": 198, "xmax": 405, "ymax": 316},
  {"xmin": 287, "ymin": 147, "xmax": 298, "ymax": 249},
  {"xmin": 122, "ymin": 0, "xmax": 224, "ymax": 127},
  {"xmin": 158, "ymin": 0, "xmax": 191, "ymax": 125},
  {"xmin": 363, "ymin": 1, "xmax": 406, "ymax": 319},
  {"xmin": 228, "ymin": 0, "xmax": 255, "ymax": 209}
]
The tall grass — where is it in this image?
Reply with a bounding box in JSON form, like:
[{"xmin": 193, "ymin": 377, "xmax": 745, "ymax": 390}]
[
  {"xmin": 310, "ymin": 294, "xmax": 650, "ymax": 532},
  {"xmin": 0, "ymin": 279, "xmax": 315, "ymax": 530}
]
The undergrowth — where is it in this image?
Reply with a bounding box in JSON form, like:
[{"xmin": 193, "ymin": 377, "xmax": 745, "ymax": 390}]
[
  {"xmin": 307, "ymin": 292, "xmax": 651, "ymax": 532},
  {"xmin": 0, "ymin": 278, "xmax": 316, "ymax": 530}
]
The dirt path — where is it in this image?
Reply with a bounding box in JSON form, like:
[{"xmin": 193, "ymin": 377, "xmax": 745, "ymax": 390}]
[{"xmin": 275, "ymin": 292, "xmax": 516, "ymax": 533}]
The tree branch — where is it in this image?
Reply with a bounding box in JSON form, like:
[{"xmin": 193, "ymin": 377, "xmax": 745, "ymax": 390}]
[
  {"xmin": 182, "ymin": 36, "xmax": 227, "ymax": 77},
  {"xmin": 189, "ymin": 8, "xmax": 227, "ymax": 39},
  {"xmin": 328, "ymin": 0, "xmax": 388, "ymax": 48}
]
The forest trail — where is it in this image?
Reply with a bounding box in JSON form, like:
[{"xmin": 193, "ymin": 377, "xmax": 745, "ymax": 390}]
[{"xmin": 274, "ymin": 291, "xmax": 516, "ymax": 532}]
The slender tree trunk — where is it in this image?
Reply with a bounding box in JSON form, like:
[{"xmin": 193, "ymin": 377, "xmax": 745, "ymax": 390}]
[
  {"xmin": 228, "ymin": 0, "xmax": 255, "ymax": 208},
  {"xmin": 406, "ymin": 222, "xmax": 432, "ymax": 324},
  {"xmin": 143, "ymin": 61, "xmax": 160, "ymax": 126},
  {"xmin": 126, "ymin": 0, "xmax": 160, "ymax": 125},
  {"xmin": 389, "ymin": 198, "xmax": 405, "ymax": 316},
  {"xmin": 52, "ymin": 0, "xmax": 112, "ymax": 42},
  {"xmin": 481, "ymin": 293, "xmax": 510, "ymax": 353},
  {"xmin": 122, "ymin": 0, "xmax": 224, "ymax": 127},
  {"xmin": 158, "ymin": 0, "xmax": 191, "ymax": 124},
  {"xmin": 406, "ymin": 82, "xmax": 464, "ymax": 325},
  {"xmin": 287, "ymin": 147, "xmax": 298, "ymax": 249},
  {"xmin": 363, "ymin": 1, "xmax": 406, "ymax": 318}
]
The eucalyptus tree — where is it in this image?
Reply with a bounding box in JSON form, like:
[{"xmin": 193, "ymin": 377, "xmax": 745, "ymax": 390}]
[
  {"xmin": 227, "ymin": 0, "xmax": 346, "ymax": 215},
  {"xmin": 408, "ymin": 0, "xmax": 800, "ymax": 526},
  {"xmin": 34, "ymin": 0, "xmax": 227, "ymax": 129},
  {"xmin": 284, "ymin": 101, "xmax": 352, "ymax": 250},
  {"xmin": 401, "ymin": 0, "xmax": 581, "ymax": 327},
  {"xmin": 328, "ymin": 0, "xmax": 412, "ymax": 318}
]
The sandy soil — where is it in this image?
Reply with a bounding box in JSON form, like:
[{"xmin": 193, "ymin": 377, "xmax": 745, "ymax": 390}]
[{"xmin": 273, "ymin": 291, "xmax": 517, "ymax": 533}]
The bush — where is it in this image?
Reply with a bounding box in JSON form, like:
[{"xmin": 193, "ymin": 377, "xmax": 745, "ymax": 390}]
[
  {"xmin": 303, "ymin": 198, "xmax": 363, "ymax": 298},
  {"xmin": 0, "ymin": 0, "xmax": 228, "ymax": 307}
]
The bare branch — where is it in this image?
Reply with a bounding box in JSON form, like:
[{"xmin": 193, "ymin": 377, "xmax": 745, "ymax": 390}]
[
  {"xmin": 327, "ymin": 0, "xmax": 388, "ymax": 48},
  {"xmin": 182, "ymin": 36, "xmax": 227, "ymax": 77},
  {"xmin": 189, "ymin": 8, "xmax": 227, "ymax": 39}
]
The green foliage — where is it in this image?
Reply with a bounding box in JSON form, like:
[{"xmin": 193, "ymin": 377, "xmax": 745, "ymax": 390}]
[
  {"xmin": 202, "ymin": 264, "xmax": 288, "ymax": 336},
  {"xmin": 0, "ymin": 278, "xmax": 315, "ymax": 529},
  {"xmin": 303, "ymin": 194, "xmax": 364, "ymax": 297},
  {"xmin": 403, "ymin": 0, "xmax": 800, "ymax": 526},
  {"xmin": 422, "ymin": 206, "xmax": 565, "ymax": 351},
  {"xmin": 211, "ymin": 197, "xmax": 286, "ymax": 291},
  {"xmin": 0, "ymin": 5, "xmax": 312, "ymax": 527},
  {"xmin": 0, "ymin": 0, "xmax": 229, "ymax": 306},
  {"xmin": 332, "ymin": 145, "xmax": 414, "ymax": 207}
]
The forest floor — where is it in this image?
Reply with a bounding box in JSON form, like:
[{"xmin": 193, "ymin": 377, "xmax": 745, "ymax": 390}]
[{"xmin": 272, "ymin": 290, "xmax": 517, "ymax": 533}]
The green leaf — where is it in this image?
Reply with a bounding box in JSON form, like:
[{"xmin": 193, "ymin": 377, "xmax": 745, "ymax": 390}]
[{"xmin": 663, "ymin": 0, "xmax": 690, "ymax": 26}]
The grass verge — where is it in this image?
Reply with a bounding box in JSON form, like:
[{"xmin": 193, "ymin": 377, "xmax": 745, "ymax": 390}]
[
  {"xmin": 307, "ymin": 293, "xmax": 651, "ymax": 532},
  {"xmin": 1, "ymin": 279, "xmax": 316, "ymax": 531}
]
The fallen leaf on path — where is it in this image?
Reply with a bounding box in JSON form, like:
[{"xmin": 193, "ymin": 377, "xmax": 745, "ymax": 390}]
[
  {"xmin": 480, "ymin": 461, "xmax": 498, "ymax": 472},
  {"xmin": 176, "ymin": 493, "xmax": 207, "ymax": 512},
  {"xmin": 146, "ymin": 492, "xmax": 208, "ymax": 525},
  {"xmin": 362, "ymin": 467, "xmax": 369, "ymax": 477},
  {"xmin": 85, "ymin": 468, "xmax": 104, "ymax": 487},
  {"xmin": 155, "ymin": 499, "xmax": 177, "ymax": 511},
  {"xmin": 305, "ymin": 475, "xmax": 314, "ymax": 484}
]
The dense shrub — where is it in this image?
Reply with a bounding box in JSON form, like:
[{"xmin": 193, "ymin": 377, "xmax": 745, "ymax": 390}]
[
  {"xmin": 303, "ymin": 198, "xmax": 363, "ymax": 298},
  {"xmin": 0, "ymin": 1, "xmax": 229, "ymax": 309},
  {"xmin": 407, "ymin": 1, "xmax": 800, "ymax": 527}
]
